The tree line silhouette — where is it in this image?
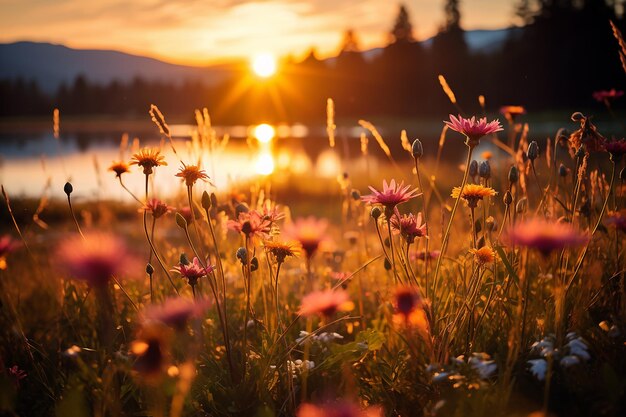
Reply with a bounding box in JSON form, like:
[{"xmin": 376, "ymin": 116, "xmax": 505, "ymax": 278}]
[{"xmin": 1, "ymin": 0, "xmax": 624, "ymax": 123}]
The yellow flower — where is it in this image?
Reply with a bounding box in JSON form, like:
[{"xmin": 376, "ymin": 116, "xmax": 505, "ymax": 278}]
[
  {"xmin": 108, "ymin": 161, "xmax": 130, "ymax": 178},
  {"xmin": 175, "ymin": 164, "xmax": 211, "ymax": 187},
  {"xmin": 451, "ymin": 184, "xmax": 497, "ymax": 208},
  {"xmin": 470, "ymin": 246, "xmax": 497, "ymax": 265},
  {"xmin": 263, "ymin": 240, "xmax": 301, "ymax": 263},
  {"xmin": 130, "ymin": 148, "xmax": 167, "ymax": 175}
]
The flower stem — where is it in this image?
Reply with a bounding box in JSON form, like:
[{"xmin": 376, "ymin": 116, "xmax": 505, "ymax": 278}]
[{"xmin": 432, "ymin": 145, "xmax": 474, "ymax": 328}]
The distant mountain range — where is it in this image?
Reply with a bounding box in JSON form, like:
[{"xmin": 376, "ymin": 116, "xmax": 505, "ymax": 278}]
[
  {"xmin": 0, "ymin": 41, "xmax": 235, "ymax": 93},
  {"xmin": 0, "ymin": 28, "xmax": 519, "ymax": 93}
]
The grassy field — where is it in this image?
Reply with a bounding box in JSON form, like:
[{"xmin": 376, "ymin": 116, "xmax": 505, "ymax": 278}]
[{"xmin": 1, "ymin": 105, "xmax": 626, "ymax": 417}]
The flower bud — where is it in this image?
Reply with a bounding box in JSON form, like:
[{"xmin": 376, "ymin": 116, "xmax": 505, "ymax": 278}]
[
  {"xmin": 370, "ymin": 206, "xmax": 382, "ymax": 220},
  {"xmin": 250, "ymin": 257, "xmax": 259, "ymax": 272},
  {"xmin": 201, "ymin": 191, "xmax": 211, "ymax": 210},
  {"xmin": 571, "ymin": 112, "xmax": 585, "ymax": 122},
  {"xmin": 559, "ymin": 164, "xmax": 568, "ymax": 177},
  {"xmin": 508, "ymin": 166, "xmax": 519, "ymax": 184},
  {"xmin": 175, "ymin": 212, "xmax": 188, "ymax": 229},
  {"xmin": 412, "ymin": 138, "xmax": 423, "ymax": 159},
  {"xmin": 469, "ymin": 160, "xmax": 478, "ymax": 177},
  {"xmin": 236, "ymin": 247, "xmax": 247, "ymax": 264},
  {"xmin": 64, "ymin": 182, "xmax": 73, "ymax": 196},
  {"xmin": 527, "ymin": 141, "xmax": 539, "ymax": 161},
  {"xmin": 351, "ymin": 190, "xmax": 361, "ymax": 201},
  {"xmin": 478, "ymin": 161, "xmax": 491, "ymax": 179},
  {"xmin": 146, "ymin": 263, "xmax": 155, "ymax": 275},
  {"xmin": 179, "ymin": 253, "xmax": 190, "ymax": 266},
  {"xmin": 210, "ymin": 193, "xmax": 218, "ymax": 209},
  {"xmin": 485, "ymin": 216, "xmax": 496, "ymax": 231},
  {"xmin": 384, "ymin": 258, "xmax": 392, "ymax": 271},
  {"xmin": 503, "ymin": 190, "xmax": 513, "ymax": 205}
]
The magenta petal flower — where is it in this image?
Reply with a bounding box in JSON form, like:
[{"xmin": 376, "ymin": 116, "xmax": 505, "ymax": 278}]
[
  {"xmin": 390, "ymin": 208, "xmax": 427, "ymax": 244},
  {"xmin": 361, "ymin": 179, "xmax": 420, "ymax": 214},
  {"xmin": 593, "ymin": 89, "xmax": 624, "ymax": 102},
  {"xmin": 507, "ymin": 219, "xmax": 588, "ymax": 256},
  {"xmin": 172, "ymin": 257, "xmax": 214, "ymax": 286},
  {"xmin": 444, "ymin": 114, "xmax": 503, "ymax": 147},
  {"xmin": 143, "ymin": 297, "xmax": 211, "ymax": 330},
  {"xmin": 57, "ymin": 233, "xmax": 137, "ymax": 287}
]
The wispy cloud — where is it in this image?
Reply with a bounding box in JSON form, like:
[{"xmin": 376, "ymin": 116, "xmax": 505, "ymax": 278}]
[{"xmin": 0, "ymin": 0, "xmax": 515, "ymax": 64}]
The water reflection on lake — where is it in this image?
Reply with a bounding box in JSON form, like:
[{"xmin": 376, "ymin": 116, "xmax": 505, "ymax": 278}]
[{"xmin": 0, "ymin": 123, "xmax": 319, "ymax": 200}]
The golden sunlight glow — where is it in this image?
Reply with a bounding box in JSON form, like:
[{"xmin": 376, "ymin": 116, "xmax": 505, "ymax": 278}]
[
  {"xmin": 251, "ymin": 53, "xmax": 277, "ymax": 78},
  {"xmin": 255, "ymin": 152, "xmax": 275, "ymax": 175},
  {"xmin": 254, "ymin": 123, "xmax": 275, "ymax": 143}
]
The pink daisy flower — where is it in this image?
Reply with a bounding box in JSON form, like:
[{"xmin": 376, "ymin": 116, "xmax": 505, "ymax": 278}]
[
  {"xmin": 298, "ymin": 289, "xmax": 353, "ymax": 317},
  {"xmin": 172, "ymin": 257, "xmax": 215, "ymax": 286},
  {"xmin": 283, "ymin": 216, "xmax": 329, "ymax": 259},
  {"xmin": 507, "ymin": 219, "xmax": 588, "ymax": 256},
  {"xmin": 593, "ymin": 89, "xmax": 624, "ymax": 102},
  {"xmin": 143, "ymin": 297, "xmax": 211, "ymax": 330},
  {"xmin": 142, "ymin": 198, "xmax": 174, "ymax": 219},
  {"xmin": 57, "ymin": 233, "xmax": 137, "ymax": 287},
  {"xmin": 444, "ymin": 114, "xmax": 503, "ymax": 147},
  {"xmin": 361, "ymin": 179, "xmax": 420, "ymax": 214},
  {"xmin": 227, "ymin": 210, "xmax": 272, "ymax": 241},
  {"xmin": 390, "ymin": 208, "xmax": 427, "ymax": 244}
]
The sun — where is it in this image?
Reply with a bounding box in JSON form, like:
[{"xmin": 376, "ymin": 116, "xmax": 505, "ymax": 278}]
[
  {"xmin": 254, "ymin": 123, "xmax": 275, "ymax": 143},
  {"xmin": 251, "ymin": 53, "xmax": 277, "ymax": 78}
]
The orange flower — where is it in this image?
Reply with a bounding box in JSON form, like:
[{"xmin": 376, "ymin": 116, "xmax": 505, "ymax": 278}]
[
  {"xmin": 263, "ymin": 240, "xmax": 301, "ymax": 263},
  {"xmin": 130, "ymin": 148, "xmax": 167, "ymax": 175},
  {"xmin": 451, "ymin": 184, "xmax": 497, "ymax": 208},
  {"xmin": 470, "ymin": 246, "xmax": 497, "ymax": 265},
  {"xmin": 108, "ymin": 161, "xmax": 130, "ymax": 178},
  {"xmin": 175, "ymin": 163, "xmax": 211, "ymax": 187},
  {"xmin": 500, "ymin": 105, "xmax": 526, "ymax": 123},
  {"xmin": 298, "ymin": 289, "xmax": 353, "ymax": 317}
]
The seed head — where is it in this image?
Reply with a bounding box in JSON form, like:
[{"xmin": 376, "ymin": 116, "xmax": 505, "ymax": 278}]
[
  {"xmin": 508, "ymin": 166, "xmax": 519, "ymax": 184},
  {"xmin": 411, "ymin": 138, "xmax": 423, "ymax": 158},
  {"xmin": 527, "ymin": 141, "xmax": 539, "ymax": 161},
  {"xmin": 478, "ymin": 161, "xmax": 491, "ymax": 179},
  {"xmin": 64, "ymin": 182, "xmax": 73, "ymax": 196},
  {"xmin": 469, "ymin": 160, "xmax": 478, "ymax": 177}
]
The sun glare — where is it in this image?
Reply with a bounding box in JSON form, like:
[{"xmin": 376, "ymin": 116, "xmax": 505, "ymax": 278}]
[
  {"xmin": 254, "ymin": 123, "xmax": 275, "ymax": 143},
  {"xmin": 255, "ymin": 152, "xmax": 275, "ymax": 175},
  {"xmin": 252, "ymin": 53, "xmax": 277, "ymax": 78}
]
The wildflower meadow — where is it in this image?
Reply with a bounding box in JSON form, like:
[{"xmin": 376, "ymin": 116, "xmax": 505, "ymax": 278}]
[{"xmin": 3, "ymin": 16, "xmax": 626, "ymax": 417}]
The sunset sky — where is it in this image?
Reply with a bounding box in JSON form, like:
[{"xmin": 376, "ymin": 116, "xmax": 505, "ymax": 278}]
[{"xmin": 1, "ymin": 0, "xmax": 518, "ymax": 65}]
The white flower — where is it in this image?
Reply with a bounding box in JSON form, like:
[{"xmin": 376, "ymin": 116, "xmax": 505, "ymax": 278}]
[
  {"xmin": 318, "ymin": 332, "xmax": 344, "ymax": 343},
  {"xmin": 566, "ymin": 337, "xmax": 590, "ymax": 361},
  {"xmin": 560, "ymin": 355, "xmax": 581, "ymax": 367},
  {"xmin": 469, "ymin": 353, "xmax": 497, "ymax": 379},
  {"xmin": 528, "ymin": 359, "xmax": 548, "ymax": 381},
  {"xmin": 296, "ymin": 331, "xmax": 311, "ymax": 344}
]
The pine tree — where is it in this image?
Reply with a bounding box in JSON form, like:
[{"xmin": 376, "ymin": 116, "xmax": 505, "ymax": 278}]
[
  {"xmin": 444, "ymin": 0, "xmax": 461, "ymax": 31},
  {"xmin": 391, "ymin": 4, "xmax": 414, "ymax": 43}
]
